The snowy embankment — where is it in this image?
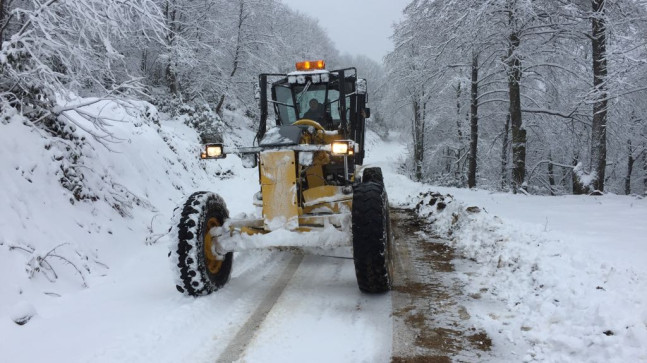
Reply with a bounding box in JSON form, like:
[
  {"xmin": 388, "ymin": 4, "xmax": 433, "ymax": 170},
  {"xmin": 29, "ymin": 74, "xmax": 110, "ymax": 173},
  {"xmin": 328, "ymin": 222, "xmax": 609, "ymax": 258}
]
[
  {"xmin": 416, "ymin": 191, "xmax": 647, "ymax": 362},
  {"xmin": 0, "ymin": 99, "xmax": 258, "ymax": 361},
  {"xmin": 367, "ymin": 135, "xmax": 647, "ymax": 361}
]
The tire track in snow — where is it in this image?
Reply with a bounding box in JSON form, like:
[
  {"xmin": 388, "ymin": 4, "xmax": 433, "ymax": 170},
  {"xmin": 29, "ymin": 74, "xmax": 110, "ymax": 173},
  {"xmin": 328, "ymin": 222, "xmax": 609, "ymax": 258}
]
[
  {"xmin": 83, "ymin": 250, "xmax": 293, "ymax": 363},
  {"xmin": 216, "ymin": 253, "xmax": 304, "ymax": 362}
]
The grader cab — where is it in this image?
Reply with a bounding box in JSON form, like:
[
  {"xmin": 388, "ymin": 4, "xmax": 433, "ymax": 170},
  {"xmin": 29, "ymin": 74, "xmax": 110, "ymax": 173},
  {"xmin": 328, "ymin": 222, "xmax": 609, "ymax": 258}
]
[{"xmin": 171, "ymin": 60, "xmax": 393, "ymax": 296}]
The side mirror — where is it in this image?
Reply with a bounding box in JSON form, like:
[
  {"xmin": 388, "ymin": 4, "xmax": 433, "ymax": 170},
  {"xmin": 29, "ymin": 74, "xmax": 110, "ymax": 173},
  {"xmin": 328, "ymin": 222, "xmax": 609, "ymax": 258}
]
[
  {"xmin": 363, "ymin": 108, "xmax": 371, "ymax": 119},
  {"xmin": 241, "ymin": 153, "xmax": 257, "ymax": 168},
  {"xmin": 356, "ymin": 79, "xmax": 367, "ymax": 95},
  {"xmin": 254, "ymin": 83, "xmax": 261, "ymax": 101}
]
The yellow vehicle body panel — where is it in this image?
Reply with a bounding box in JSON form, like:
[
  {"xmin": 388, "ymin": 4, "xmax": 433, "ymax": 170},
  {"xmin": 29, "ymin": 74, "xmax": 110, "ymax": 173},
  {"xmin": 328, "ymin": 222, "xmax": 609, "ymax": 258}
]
[
  {"xmin": 260, "ymin": 150, "xmax": 298, "ymax": 231},
  {"xmin": 304, "ymin": 162, "xmax": 325, "ymax": 188},
  {"xmin": 302, "ymin": 186, "xmax": 351, "ymax": 213},
  {"xmin": 302, "ymin": 185, "xmax": 343, "ymax": 204},
  {"xmin": 302, "ymin": 200, "xmax": 352, "ymax": 215}
]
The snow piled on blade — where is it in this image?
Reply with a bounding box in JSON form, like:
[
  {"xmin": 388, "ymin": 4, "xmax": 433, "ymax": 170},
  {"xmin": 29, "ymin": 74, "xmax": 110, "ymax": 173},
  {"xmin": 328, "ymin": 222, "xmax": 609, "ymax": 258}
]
[
  {"xmin": 413, "ymin": 190, "xmax": 647, "ymax": 362},
  {"xmin": 216, "ymin": 223, "xmax": 352, "ymax": 252}
]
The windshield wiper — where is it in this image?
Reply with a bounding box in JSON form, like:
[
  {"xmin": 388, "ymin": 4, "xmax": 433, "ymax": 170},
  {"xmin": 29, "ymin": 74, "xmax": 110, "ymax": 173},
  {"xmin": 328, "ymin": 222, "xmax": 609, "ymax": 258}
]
[{"xmin": 296, "ymin": 80, "xmax": 312, "ymax": 105}]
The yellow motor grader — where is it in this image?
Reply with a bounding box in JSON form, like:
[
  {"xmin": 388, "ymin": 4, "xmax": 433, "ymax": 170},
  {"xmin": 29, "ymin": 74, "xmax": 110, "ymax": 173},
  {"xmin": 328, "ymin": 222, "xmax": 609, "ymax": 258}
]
[{"xmin": 171, "ymin": 60, "xmax": 392, "ymax": 296}]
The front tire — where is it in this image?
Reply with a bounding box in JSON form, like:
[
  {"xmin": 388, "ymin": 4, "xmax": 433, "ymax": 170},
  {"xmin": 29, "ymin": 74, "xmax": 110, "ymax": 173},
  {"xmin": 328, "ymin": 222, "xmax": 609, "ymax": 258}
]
[
  {"xmin": 351, "ymin": 182, "xmax": 392, "ymax": 293},
  {"xmin": 172, "ymin": 191, "xmax": 233, "ymax": 296},
  {"xmin": 362, "ymin": 167, "xmax": 384, "ymax": 185}
]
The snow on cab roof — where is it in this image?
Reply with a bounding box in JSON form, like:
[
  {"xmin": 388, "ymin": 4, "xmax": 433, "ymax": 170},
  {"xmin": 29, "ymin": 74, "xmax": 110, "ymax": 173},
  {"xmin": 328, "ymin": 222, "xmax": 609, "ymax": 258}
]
[{"xmin": 287, "ymin": 69, "xmax": 330, "ymax": 76}]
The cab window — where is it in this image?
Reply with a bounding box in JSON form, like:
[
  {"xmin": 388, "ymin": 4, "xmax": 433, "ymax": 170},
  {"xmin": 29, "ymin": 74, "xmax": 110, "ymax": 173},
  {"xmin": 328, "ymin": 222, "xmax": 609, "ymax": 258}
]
[
  {"xmin": 275, "ymin": 85, "xmax": 296, "ymax": 125},
  {"xmin": 295, "ymin": 84, "xmax": 327, "ymax": 119}
]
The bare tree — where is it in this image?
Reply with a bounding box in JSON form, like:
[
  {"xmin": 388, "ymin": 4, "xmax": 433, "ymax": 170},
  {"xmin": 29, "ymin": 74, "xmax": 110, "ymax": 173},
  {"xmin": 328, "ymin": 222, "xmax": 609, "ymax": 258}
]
[
  {"xmin": 505, "ymin": 0, "xmax": 526, "ymax": 192},
  {"xmin": 215, "ymin": 0, "xmax": 250, "ymax": 117},
  {"xmin": 468, "ymin": 52, "xmax": 479, "ymax": 188},
  {"xmin": 386, "ymin": 5, "xmax": 432, "ymax": 181},
  {"xmin": 589, "ymin": 0, "xmax": 608, "ymax": 193}
]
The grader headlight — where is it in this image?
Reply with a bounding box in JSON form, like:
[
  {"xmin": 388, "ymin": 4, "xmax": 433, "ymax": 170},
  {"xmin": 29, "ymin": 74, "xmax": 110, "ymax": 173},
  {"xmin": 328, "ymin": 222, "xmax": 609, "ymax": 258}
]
[
  {"xmin": 331, "ymin": 141, "xmax": 351, "ymax": 156},
  {"xmin": 201, "ymin": 144, "xmax": 226, "ymax": 159}
]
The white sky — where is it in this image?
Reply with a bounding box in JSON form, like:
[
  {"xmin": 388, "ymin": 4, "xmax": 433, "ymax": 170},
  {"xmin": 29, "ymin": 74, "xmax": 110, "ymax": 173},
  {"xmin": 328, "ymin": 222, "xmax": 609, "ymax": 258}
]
[{"xmin": 280, "ymin": 0, "xmax": 410, "ymax": 63}]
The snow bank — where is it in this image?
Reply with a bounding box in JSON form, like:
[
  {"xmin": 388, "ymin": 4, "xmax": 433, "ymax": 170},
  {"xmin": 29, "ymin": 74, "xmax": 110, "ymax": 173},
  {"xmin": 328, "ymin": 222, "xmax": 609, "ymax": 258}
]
[
  {"xmin": 0, "ymin": 97, "xmax": 258, "ymax": 354},
  {"xmin": 414, "ymin": 190, "xmax": 647, "ymax": 362}
]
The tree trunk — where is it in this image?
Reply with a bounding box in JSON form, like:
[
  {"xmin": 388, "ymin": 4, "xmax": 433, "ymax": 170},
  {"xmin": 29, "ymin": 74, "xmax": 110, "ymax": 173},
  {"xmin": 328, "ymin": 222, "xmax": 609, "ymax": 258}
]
[
  {"xmin": 625, "ymin": 139, "xmax": 634, "ymax": 195},
  {"xmin": 140, "ymin": 49, "xmax": 148, "ymax": 73},
  {"xmin": 590, "ymin": 0, "xmax": 608, "ymax": 193},
  {"xmin": 216, "ymin": 0, "xmax": 246, "ymax": 117},
  {"xmin": 215, "ymin": 94, "xmax": 226, "ymax": 117},
  {"xmin": 508, "ymin": 29, "xmax": 526, "ymax": 193},
  {"xmin": 501, "ymin": 114, "xmax": 510, "ymax": 190},
  {"xmin": 164, "ymin": 0, "xmax": 179, "ymax": 96},
  {"xmin": 0, "ymin": 0, "xmax": 6, "ymax": 42},
  {"xmin": 468, "ymin": 52, "xmax": 479, "ymax": 188},
  {"xmin": 412, "ymin": 97, "xmax": 424, "ymax": 181},
  {"xmin": 166, "ymin": 63, "xmax": 178, "ymax": 95},
  {"xmin": 455, "ymin": 84, "xmax": 463, "ymax": 142},
  {"xmin": 455, "ymin": 83, "xmax": 464, "ymax": 183},
  {"xmin": 548, "ymin": 152, "xmax": 555, "ymax": 195}
]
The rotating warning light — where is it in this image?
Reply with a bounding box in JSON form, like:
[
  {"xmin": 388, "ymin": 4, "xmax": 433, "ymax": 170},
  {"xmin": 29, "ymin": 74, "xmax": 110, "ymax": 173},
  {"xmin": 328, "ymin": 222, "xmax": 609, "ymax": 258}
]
[{"xmin": 295, "ymin": 60, "xmax": 326, "ymax": 71}]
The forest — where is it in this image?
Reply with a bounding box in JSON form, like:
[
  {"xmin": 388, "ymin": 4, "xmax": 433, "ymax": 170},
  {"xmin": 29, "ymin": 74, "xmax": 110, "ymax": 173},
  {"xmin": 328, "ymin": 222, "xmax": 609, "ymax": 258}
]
[
  {"xmin": 385, "ymin": 0, "xmax": 647, "ymax": 195},
  {"xmin": 1, "ymin": 0, "xmax": 646, "ymax": 196}
]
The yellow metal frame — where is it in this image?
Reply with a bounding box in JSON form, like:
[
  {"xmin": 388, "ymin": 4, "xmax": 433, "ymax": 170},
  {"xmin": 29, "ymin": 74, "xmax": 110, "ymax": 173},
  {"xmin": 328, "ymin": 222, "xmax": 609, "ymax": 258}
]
[
  {"xmin": 260, "ymin": 150, "xmax": 298, "ymax": 231},
  {"xmin": 230, "ymin": 119, "xmax": 354, "ymax": 237}
]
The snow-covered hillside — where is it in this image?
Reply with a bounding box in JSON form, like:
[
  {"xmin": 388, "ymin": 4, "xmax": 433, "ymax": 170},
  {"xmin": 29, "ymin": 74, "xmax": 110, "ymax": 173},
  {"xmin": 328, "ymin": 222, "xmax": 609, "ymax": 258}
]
[
  {"xmin": 1, "ymin": 101, "xmax": 646, "ymax": 362},
  {"xmin": 0, "ymin": 100, "xmax": 261, "ymax": 361}
]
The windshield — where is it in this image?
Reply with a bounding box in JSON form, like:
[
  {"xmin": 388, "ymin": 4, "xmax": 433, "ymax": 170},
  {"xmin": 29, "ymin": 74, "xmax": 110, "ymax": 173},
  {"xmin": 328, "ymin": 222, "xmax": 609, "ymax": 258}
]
[
  {"xmin": 295, "ymin": 83, "xmax": 328, "ymax": 123},
  {"xmin": 272, "ymin": 79, "xmax": 354, "ymax": 128},
  {"xmin": 274, "ymin": 83, "xmax": 329, "ymax": 125}
]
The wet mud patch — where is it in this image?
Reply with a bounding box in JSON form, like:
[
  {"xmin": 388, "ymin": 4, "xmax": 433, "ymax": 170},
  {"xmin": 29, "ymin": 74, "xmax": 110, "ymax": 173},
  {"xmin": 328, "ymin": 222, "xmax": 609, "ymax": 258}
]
[
  {"xmin": 393, "ymin": 280, "xmax": 433, "ymax": 297},
  {"xmin": 392, "ymin": 356, "xmax": 452, "ymax": 363},
  {"xmin": 415, "ymin": 326, "xmax": 461, "ymax": 351},
  {"xmin": 419, "ymin": 241, "xmax": 455, "ymax": 273},
  {"xmin": 390, "ymin": 208, "xmax": 492, "ymax": 362},
  {"xmin": 467, "ymin": 331, "xmax": 492, "ymax": 351}
]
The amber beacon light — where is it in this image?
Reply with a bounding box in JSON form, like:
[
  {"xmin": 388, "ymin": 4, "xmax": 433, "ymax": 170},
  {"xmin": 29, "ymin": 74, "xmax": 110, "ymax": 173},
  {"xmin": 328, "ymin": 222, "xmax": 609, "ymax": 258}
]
[{"xmin": 295, "ymin": 60, "xmax": 325, "ymax": 71}]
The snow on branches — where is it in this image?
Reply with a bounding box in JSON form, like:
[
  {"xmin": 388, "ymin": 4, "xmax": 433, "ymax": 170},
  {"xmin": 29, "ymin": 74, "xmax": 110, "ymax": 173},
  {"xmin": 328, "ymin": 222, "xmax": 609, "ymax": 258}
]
[{"xmin": 0, "ymin": 0, "xmax": 165, "ymax": 117}]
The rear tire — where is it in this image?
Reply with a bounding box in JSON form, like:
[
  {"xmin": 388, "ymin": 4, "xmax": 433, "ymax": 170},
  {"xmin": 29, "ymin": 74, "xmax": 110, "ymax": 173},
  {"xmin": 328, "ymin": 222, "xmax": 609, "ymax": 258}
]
[
  {"xmin": 362, "ymin": 167, "xmax": 384, "ymax": 185},
  {"xmin": 172, "ymin": 191, "xmax": 233, "ymax": 296},
  {"xmin": 351, "ymin": 182, "xmax": 392, "ymax": 293}
]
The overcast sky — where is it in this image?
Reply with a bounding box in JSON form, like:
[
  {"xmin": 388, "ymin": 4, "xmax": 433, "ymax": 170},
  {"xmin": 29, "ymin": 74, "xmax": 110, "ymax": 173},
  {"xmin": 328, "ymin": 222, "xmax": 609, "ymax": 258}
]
[{"xmin": 279, "ymin": 0, "xmax": 410, "ymax": 64}]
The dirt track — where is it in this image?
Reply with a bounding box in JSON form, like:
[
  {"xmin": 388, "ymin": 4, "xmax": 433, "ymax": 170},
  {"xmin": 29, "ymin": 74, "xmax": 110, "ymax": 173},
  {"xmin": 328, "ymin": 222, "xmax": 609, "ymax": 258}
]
[{"xmin": 390, "ymin": 208, "xmax": 492, "ymax": 362}]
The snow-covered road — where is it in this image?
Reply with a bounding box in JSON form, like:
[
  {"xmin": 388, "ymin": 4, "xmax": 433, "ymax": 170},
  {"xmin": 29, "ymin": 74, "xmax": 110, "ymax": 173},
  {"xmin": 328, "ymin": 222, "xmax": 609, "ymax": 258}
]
[
  {"xmin": 2, "ymin": 245, "xmax": 393, "ymax": 362},
  {"xmin": 91, "ymin": 250, "xmax": 393, "ymax": 362}
]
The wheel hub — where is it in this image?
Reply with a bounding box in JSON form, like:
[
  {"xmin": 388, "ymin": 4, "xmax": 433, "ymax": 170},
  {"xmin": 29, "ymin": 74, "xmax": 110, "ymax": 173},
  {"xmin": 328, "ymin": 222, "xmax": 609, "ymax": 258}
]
[{"xmin": 204, "ymin": 217, "xmax": 223, "ymax": 274}]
